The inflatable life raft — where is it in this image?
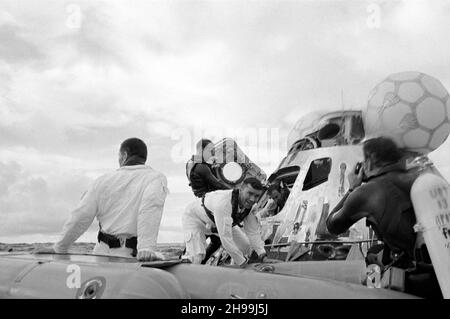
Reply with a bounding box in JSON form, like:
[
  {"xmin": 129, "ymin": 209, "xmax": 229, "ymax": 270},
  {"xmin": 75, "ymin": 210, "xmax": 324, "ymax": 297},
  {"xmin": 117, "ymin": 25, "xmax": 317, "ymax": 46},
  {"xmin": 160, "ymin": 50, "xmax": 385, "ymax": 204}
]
[{"xmin": 0, "ymin": 252, "xmax": 418, "ymax": 299}]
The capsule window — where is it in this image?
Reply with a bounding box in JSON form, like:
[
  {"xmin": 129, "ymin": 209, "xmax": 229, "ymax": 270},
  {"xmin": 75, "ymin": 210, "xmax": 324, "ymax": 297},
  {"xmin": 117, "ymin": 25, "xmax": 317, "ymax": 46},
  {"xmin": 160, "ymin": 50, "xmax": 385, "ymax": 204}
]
[
  {"xmin": 268, "ymin": 166, "xmax": 300, "ymax": 187},
  {"xmin": 302, "ymin": 157, "xmax": 332, "ymax": 191}
]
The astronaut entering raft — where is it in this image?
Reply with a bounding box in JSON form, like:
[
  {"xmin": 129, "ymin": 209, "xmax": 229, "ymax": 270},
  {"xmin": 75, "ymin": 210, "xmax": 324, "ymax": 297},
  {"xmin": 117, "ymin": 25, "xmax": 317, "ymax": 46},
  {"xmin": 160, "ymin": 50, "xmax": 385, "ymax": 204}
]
[{"xmin": 182, "ymin": 177, "xmax": 268, "ymax": 266}]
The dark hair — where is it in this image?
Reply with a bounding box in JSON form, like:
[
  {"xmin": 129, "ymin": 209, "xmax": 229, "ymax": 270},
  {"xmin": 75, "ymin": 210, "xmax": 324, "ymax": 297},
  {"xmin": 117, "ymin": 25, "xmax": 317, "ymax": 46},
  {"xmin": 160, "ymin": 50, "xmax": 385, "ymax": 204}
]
[
  {"xmin": 196, "ymin": 139, "xmax": 213, "ymax": 151},
  {"xmin": 242, "ymin": 177, "xmax": 265, "ymax": 191},
  {"xmin": 362, "ymin": 137, "xmax": 402, "ymax": 167},
  {"xmin": 120, "ymin": 138, "xmax": 147, "ymax": 160},
  {"xmin": 267, "ymin": 183, "xmax": 281, "ymax": 194}
]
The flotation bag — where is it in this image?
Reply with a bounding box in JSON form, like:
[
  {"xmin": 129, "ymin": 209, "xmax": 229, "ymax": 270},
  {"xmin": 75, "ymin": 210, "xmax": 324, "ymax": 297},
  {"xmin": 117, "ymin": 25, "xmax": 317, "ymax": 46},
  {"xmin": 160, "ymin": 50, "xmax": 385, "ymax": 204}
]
[{"xmin": 411, "ymin": 172, "xmax": 450, "ymax": 298}]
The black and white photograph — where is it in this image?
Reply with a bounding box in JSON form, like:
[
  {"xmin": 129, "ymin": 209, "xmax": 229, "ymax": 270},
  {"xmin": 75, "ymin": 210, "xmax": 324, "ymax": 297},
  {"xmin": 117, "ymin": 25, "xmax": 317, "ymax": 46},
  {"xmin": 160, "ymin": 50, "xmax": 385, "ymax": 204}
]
[{"xmin": 0, "ymin": 0, "xmax": 449, "ymax": 303}]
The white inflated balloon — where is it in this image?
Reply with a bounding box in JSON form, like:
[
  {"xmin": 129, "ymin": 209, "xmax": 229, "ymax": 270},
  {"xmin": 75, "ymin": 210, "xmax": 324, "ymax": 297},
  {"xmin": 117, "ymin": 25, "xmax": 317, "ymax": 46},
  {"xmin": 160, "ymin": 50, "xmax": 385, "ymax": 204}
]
[{"xmin": 364, "ymin": 71, "xmax": 450, "ymax": 154}]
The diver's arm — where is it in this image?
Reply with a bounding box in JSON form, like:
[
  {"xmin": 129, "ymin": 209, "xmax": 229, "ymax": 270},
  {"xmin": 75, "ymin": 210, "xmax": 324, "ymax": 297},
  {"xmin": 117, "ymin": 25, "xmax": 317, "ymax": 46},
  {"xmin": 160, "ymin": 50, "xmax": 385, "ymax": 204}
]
[
  {"xmin": 330, "ymin": 189, "xmax": 352, "ymax": 213},
  {"xmin": 326, "ymin": 187, "xmax": 370, "ymax": 235},
  {"xmin": 197, "ymin": 164, "xmax": 230, "ymax": 190},
  {"xmin": 243, "ymin": 212, "xmax": 266, "ymax": 257},
  {"xmin": 137, "ymin": 174, "xmax": 168, "ymax": 258},
  {"xmin": 214, "ymin": 205, "xmax": 247, "ymax": 266},
  {"xmin": 53, "ymin": 183, "xmax": 98, "ymax": 253},
  {"xmin": 331, "ymin": 164, "xmax": 365, "ymax": 214}
]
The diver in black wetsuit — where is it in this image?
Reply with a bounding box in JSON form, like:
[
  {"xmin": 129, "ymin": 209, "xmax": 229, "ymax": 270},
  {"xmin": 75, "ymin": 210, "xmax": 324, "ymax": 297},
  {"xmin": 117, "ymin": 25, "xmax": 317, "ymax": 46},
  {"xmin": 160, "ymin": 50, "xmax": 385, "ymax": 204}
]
[
  {"xmin": 326, "ymin": 137, "xmax": 442, "ymax": 298},
  {"xmin": 186, "ymin": 139, "xmax": 230, "ymax": 198},
  {"xmin": 186, "ymin": 139, "xmax": 230, "ymax": 263}
]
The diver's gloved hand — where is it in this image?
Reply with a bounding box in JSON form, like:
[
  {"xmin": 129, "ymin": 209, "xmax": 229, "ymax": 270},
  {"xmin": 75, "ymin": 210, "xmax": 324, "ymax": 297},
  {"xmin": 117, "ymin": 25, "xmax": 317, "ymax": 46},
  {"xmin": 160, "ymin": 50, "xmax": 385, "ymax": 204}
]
[
  {"xmin": 348, "ymin": 162, "xmax": 365, "ymax": 190},
  {"xmin": 137, "ymin": 249, "xmax": 165, "ymax": 262}
]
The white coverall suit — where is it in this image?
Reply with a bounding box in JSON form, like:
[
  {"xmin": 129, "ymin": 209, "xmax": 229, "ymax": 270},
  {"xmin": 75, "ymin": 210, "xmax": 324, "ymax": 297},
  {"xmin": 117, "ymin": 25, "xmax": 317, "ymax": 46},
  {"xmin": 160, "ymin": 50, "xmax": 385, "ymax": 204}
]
[
  {"xmin": 182, "ymin": 189, "xmax": 266, "ymax": 265},
  {"xmin": 54, "ymin": 165, "xmax": 168, "ymax": 258}
]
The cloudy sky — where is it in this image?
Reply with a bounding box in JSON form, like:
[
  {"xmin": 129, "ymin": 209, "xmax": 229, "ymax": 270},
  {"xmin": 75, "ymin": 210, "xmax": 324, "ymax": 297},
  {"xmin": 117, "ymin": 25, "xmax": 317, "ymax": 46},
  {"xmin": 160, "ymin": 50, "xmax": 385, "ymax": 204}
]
[{"xmin": 1, "ymin": 0, "xmax": 450, "ymax": 244}]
